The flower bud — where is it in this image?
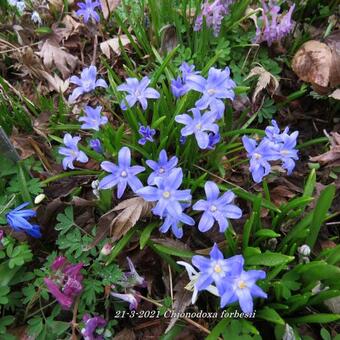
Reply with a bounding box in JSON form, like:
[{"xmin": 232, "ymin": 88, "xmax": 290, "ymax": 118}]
[
  {"xmin": 34, "ymin": 194, "xmax": 46, "ymax": 204},
  {"xmin": 298, "ymin": 244, "xmax": 311, "ymax": 256},
  {"xmin": 101, "ymin": 243, "xmax": 112, "ymax": 256}
]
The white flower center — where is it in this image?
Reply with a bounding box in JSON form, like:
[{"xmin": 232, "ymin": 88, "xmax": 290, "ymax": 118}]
[
  {"xmin": 281, "ymin": 150, "xmax": 289, "ymax": 156},
  {"xmin": 210, "ymin": 205, "xmax": 217, "ymax": 212},
  {"xmin": 214, "ymin": 264, "xmax": 222, "ymax": 273},
  {"xmin": 208, "ymin": 88, "xmax": 216, "ymax": 95},
  {"xmin": 254, "ymin": 152, "xmax": 261, "ymax": 160},
  {"xmin": 162, "ymin": 191, "xmax": 171, "ymax": 199},
  {"xmin": 121, "ymin": 170, "xmax": 127, "ymax": 177},
  {"xmin": 195, "ymin": 123, "xmax": 202, "ymax": 130},
  {"xmin": 159, "ymin": 167, "xmax": 165, "ymax": 174},
  {"xmin": 238, "ymin": 280, "xmax": 247, "ymax": 289}
]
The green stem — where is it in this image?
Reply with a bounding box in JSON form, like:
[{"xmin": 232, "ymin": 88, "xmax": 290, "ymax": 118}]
[{"xmin": 41, "ymin": 170, "xmax": 101, "ymax": 185}]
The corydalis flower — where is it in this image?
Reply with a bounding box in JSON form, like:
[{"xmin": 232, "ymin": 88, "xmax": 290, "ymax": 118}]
[
  {"xmin": 137, "ymin": 168, "xmax": 191, "ymax": 218},
  {"xmin": 194, "ymin": 0, "xmax": 234, "ymax": 36},
  {"xmin": 81, "ymin": 314, "xmax": 106, "ymax": 340},
  {"xmin": 59, "ymin": 133, "xmax": 88, "ymax": 170},
  {"xmin": 254, "ymin": 1, "xmax": 295, "ymax": 46},
  {"xmin": 186, "ymin": 67, "xmax": 236, "ymax": 119},
  {"xmin": 69, "ymin": 66, "xmax": 108, "ymax": 103},
  {"xmin": 111, "ymin": 291, "xmax": 139, "ymax": 310},
  {"xmin": 76, "ymin": 0, "xmax": 101, "ymax": 23},
  {"xmin": 79, "ymin": 105, "xmax": 108, "ymax": 131},
  {"xmin": 138, "ymin": 124, "xmax": 156, "ymax": 145},
  {"xmin": 146, "ymin": 149, "xmax": 178, "ymax": 185},
  {"xmin": 6, "ymin": 202, "xmax": 41, "ymax": 238},
  {"xmin": 175, "ymin": 108, "xmax": 219, "ymax": 149},
  {"xmin": 117, "ymin": 77, "xmax": 160, "ymax": 111},
  {"xmin": 220, "ymin": 258, "xmax": 267, "ymax": 313},
  {"xmin": 192, "ymin": 243, "xmax": 243, "ymax": 294},
  {"xmin": 98, "ymin": 147, "xmax": 145, "ymax": 198},
  {"xmin": 193, "ymin": 181, "xmax": 242, "ymax": 233},
  {"xmin": 44, "ymin": 257, "xmax": 83, "ymax": 309}
]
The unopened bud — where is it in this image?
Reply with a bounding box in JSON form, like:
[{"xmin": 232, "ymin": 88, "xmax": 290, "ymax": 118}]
[
  {"xmin": 101, "ymin": 243, "xmax": 112, "ymax": 256},
  {"xmin": 34, "ymin": 194, "xmax": 46, "ymax": 204},
  {"xmin": 298, "ymin": 244, "xmax": 311, "ymax": 256}
]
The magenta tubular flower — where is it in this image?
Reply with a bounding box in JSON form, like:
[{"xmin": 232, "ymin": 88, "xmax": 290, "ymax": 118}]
[
  {"xmin": 98, "ymin": 146, "xmax": 145, "ymax": 198},
  {"xmin": 137, "ymin": 168, "xmax": 192, "ymax": 218},
  {"xmin": 76, "ymin": 0, "xmax": 101, "ymax": 23},
  {"xmin": 117, "ymin": 77, "xmax": 160, "ymax": 111},
  {"xmin": 58, "ymin": 134, "xmax": 89, "ymax": 170},
  {"xmin": 220, "ymin": 257, "xmax": 267, "ymax": 313},
  {"xmin": 193, "ymin": 181, "xmax": 242, "ymax": 233},
  {"xmin": 79, "ymin": 105, "xmax": 108, "ymax": 131},
  {"xmin": 146, "ymin": 149, "xmax": 178, "ymax": 185},
  {"xmin": 81, "ymin": 314, "xmax": 107, "ymax": 340},
  {"xmin": 175, "ymin": 108, "xmax": 219, "ymax": 149},
  {"xmin": 192, "ymin": 243, "xmax": 243, "ymax": 294},
  {"xmin": 186, "ymin": 67, "xmax": 236, "ymax": 119},
  {"xmin": 111, "ymin": 291, "xmax": 139, "ymax": 310},
  {"xmin": 44, "ymin": 258, "xmax": 83, "ymax": 310},
  {"xmin": 69, "ymin": 66, "xmax": 108, "ymax": 103},
  {"xmin": 194, "ymin": 0, "xmax": 234, "ymax": 36},
  {"xmin": 254, "ymin": 1, "xmax": 295, "ymax": 46}
]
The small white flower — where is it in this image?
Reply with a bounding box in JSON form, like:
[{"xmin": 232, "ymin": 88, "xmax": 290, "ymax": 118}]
[
  {"xmin": 91, "ymin": 180, "xmax": 100, "ymax": 198},
  {"xmin": 177, "ymin": 261, "xmax": 219, "ymax": 304},
  {"xmin": 31, "ymin": 11, "xmax": 42, "ymax": 25},
  {"xmin": 9, "ymin": 0, "xmax": 26, "ymax": 13},
  {"xmin": 298, "ymin": 244, "xmax": 311, "ymax": 256},
  {"xmin": 34, "ymin": 193, "xmax": 46, "ymax": 204}
]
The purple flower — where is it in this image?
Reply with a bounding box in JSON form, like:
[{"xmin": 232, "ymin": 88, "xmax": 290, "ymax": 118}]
[
  {"xmin": 242, "ymin": 136, "xmax": 279, "ymax": 183},
  {"xmin": 265, "ymin": 119, "xmax": 289, "ymax": 143},
  {"xmin": 159, "ymin": 209, "xmax": 195, "ymax": 239},
  {"xmin": 89, "ymin": 139, "xmax": 103, "ymax": 153},
  {"xmin": 171, "ymin": 63, "xmax": 200, "ymax": 98},
  {"xmin": 207, "ymin": 132, "xmax": 221, "ymax": 150},
  {"xmin": 125, "ymin": 257, "xmax": 146, "ymax": 287},
  {"xmin": 98, "ymin": 147, "xmax": 145, "ymax": 198},
  {"xmin": 194, "ymin": 0, "xmax": 234, "ymax": 36},
  {"xmin": 220, "ymin": 257, "xmax": 267, "ymax": 313},
  {"xmin": 175, "ymin": 108, "xmax": 219, "ymax": 149},
  {"xmin": 79, "ymin": 105, "xmax": 108, "ymax": 131},
  {"xmin": 81, "ymin": 314, "xmax": 106, "ymax": 340},
  {"xmin": 59, "ymin": 133, "xmax": 89, "ymax": 170},
  {"xmin": 254, "ymin": 1, "xmax": 295, "ymax": 46},
  {"xmin": 111, "ymin": 291, "xmax": 139, "ymax": 310},
  {"xmin": 69, "ymin": 66, "xmax": 108, "ymax": 103},
  {"xmin": 277, "ymin": 131, "xmax": 299, "ymax": 175},
  {"xmin": 44, "ymin": 257, "xmax": 83, "ymax": 309},
  {"xmin": 137, "ymin": 168, "xmax": 192, "ymax": 218},
  {"xmin": 6, "ymin": 202, "xmax": 42, "ymax": 238},
  {"xmin": 179, "ymin": 136, "xmax": 187, "ymax": 144},
  {"xmin": 138, "ymin": 124, "xmax": 156, "ymax": 145},
  {"xmin": 76, "ymin": 0, "xmax": 101, "ymax": 23},
  {"xmin": 192, "ymin": 243, "xmax": 243, "ymax": 294},
  {"xmin": 146, "ymin": 149, "xmax": 178, "ymax": 185},
  {"xmin": 117, "ymin": 77, "xmax": 160, "ymax": 111},
  {"xmin": 193, "ymin": 181, "xmax": 242, "ymax": 233},
  {"xmin": 186, "ymin": 67, "xmax": 236, "ymax": 119}
]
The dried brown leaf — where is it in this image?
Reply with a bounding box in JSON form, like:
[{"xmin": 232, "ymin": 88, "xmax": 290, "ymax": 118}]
[
  {"xmin": 310, "ymin": 132, "xmax": 340, "ymax": 167},
  {"xmin": 100, "ymin": 0, "xmax": 121, "ymax": 19},
  {"xmin": 245, "ymin": 65, "xmax": 279, "ymax": 102},
  {"xmin": 100, "ymin": 35, "xmax": 132, "ymax": 59},
  {"xmin": 10, "ymin": 129, "xmax": 35, "ymax": 159},
  {"xmin": 37, "ymin": 39, "xmax": 78, "ymax": 78}
]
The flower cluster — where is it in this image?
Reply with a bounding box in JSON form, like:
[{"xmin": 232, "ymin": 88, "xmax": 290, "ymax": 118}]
[
  {"xmin": 194, "ymin": 0, "xmax": 235, "ymax": 36},
  {"xmin": 254, "ymin": 0, "xmax": 295, "ymax": 46},
  {"xmin": 76, "ymin": 0, "xmax": 101, "ymax": 24},
  {"xmin": 180, "ymin": 244, "xmax": 267, "ymax": 313},
  {"xmin": 44, "ymin": 256, "xmax": 83, "ymax": 309},
  {"xmin": 242, "ymin": 120, "xmax": 299, "ymax": 183},
  {"xmin": 6, "ymin": 202, "xmax": 42, "ymax": 238},
  {"xmin": 111, "ymin": 257, "xmax": 146, "ymax": 310},
  {"xmin": 81, "ymin": 314, "xmax": 107, "ymax": 340},
  {"xmin": 137, "ymin": 160, "xmax": 194, "ymax": 238}
]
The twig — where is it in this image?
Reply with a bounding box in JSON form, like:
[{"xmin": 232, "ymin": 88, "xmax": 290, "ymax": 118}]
[
  {"xmin": 92, "ymin": 34, "xmax": 98, "ymax": 65},
  {"xmin": 168, "ymin": 264, "xmax": 173, "ymax": 309},
  {"xmin": 71, "ymin": 295, "xmax": 80, "ymax": 339}
]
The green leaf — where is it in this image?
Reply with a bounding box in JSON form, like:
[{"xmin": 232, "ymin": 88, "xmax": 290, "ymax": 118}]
[
  {"xmin": 306, "ymin": 185, "xmax": 336, "ymax": 249},
  {"xmin": 55, "ymin": 206, "xmax": 75, "ymax": 235},
  {"xmin": 245, "ymin": 251, "xmax": 294, "ymax": 267},
  {"xmin": 0, "ymin": 316, "xmax": 15, "ymax": 335},
  {"xmin": 151, "ymin": 241, "xmax": 194, "ymax": 258},
  {"xmin": 0, "ymin": 286, "xmax": 10, "ymax": 304},
  {"xmin": 255, "ymin": 229, "xmax": 280, "ymax": 239},
  {"xmin": 257, "ymin": 307, "xmax": 285, "ymax": 325},
  {"xmin": 140, "ymin": 222, "xmax": 158, "ymax": 250},
  {"xmin": 288, "ymin": 313, "xmax": 340, "ymax": 324}
]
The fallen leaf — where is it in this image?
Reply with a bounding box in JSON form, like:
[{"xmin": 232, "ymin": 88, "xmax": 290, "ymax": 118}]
[
  {"xmin": 329, "ymin": 88, "xmax": 340, "ymax": 100},
  {"xmin": 270, "ymin": 185, "xmax": 296, "ymax": 206},
  {"xmin": 310, "ymin": 132, "xmax": 340, "ymax": 167},
  {"xmin": 10, "ymin": 129, "xmax": 35, "ymax": 159},
  {"xmin": 113, "ymin": 328, "xmax": 136, "ymax": 340},
  {"xmin": 100, "ymin": 35, "xmax": 133, "ymax": 59},
  {"xmin": 160, "ymin": 25, "xmax": 178, "ymax": 54},
  {"xmin": 38, "ymin": 70, "xmax": 70, "ymax": 93},
  {"xmin": 37, "ymin": 38, "xmax": 78, "ymax": 78},
  {"xmin": 100, "ymin": 0, "xmax": 121, "ymax": 19},
  {"xmin": 245, "ymin": 65, "xmax": 279, "ymax": 102}
]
